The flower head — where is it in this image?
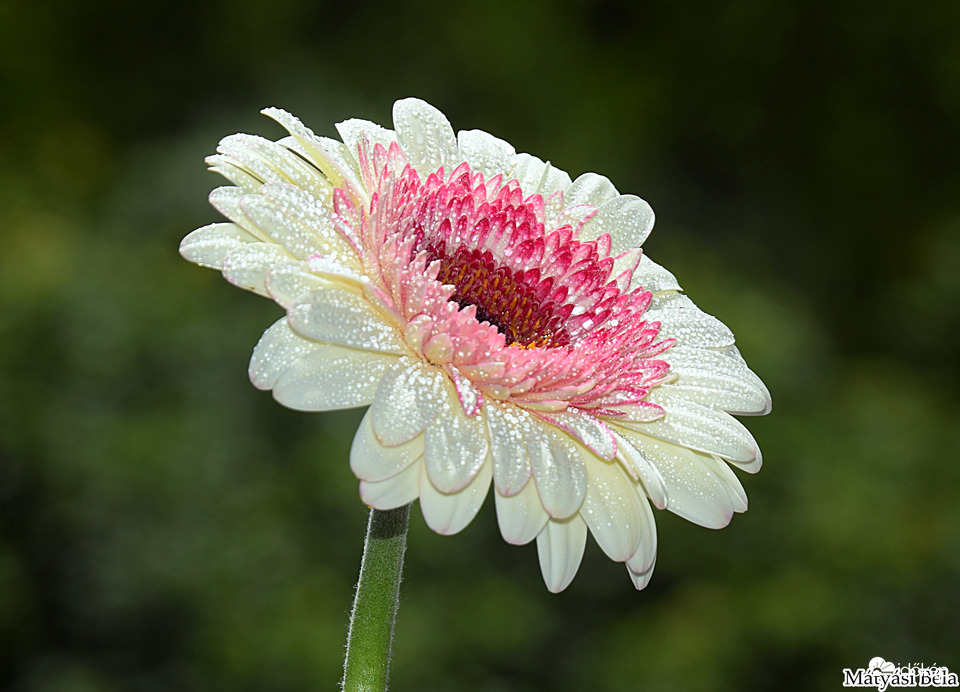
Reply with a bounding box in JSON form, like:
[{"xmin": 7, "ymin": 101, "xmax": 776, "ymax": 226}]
[{"xmin": 180, "ymin": 98, "xmax": 771, "ymax": 592}]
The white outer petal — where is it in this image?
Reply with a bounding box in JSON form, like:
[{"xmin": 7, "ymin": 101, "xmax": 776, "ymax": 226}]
[
  {"xmin": 457, "ymin": 129, "xmax": 516, "ymax": 179},
  {"xmin": 536, "ymin": 515, "xmax": 588, "ymax": 593},
  {"xmin": 423, "ymin": 398, "xmax": 489, "ymax": 493},
  {"xmin": 578, "ymin": 194, "xmax": 655, "ymax": 254},
  {"xmin": 350, "ymin": 410, "xmax": 424, "ymax": 482},
  {"xmin": 645, "ymin": 293, "xmax": 736, "ymax": 349},
  {"xmin": 485, "ymin": 402, "xmax": 534, "ymax": 496},
  {"xmin": 419, "ymin": 459, "xmax": 492, "ymax": 536},
  {"xmin": 611, "ymin": 429, "xmax": 669, "ymax": 510},
  {"xmin": 287, "ymin": 288, "xmax": 404, "ymax": 354},
  {"xmin": 581, "ymin": 458, "xmax": 646, "ymax": 562},
  {"xmin": 530, "ymin": 428, "xmax": 588, "ymax": 519},
  {"xmin": 272, "ymin": 345, "xmax": 395, "ymax": 412},
  {"xmin": 264, "ymin": 261, "xmax": 327, "ymax": 309},
  {"xmin": 626, "ymin": 493, "xmax": 658, "ymax": 576},
  {"xmin": 222, "ymin": 243, "xmax": 293, "ymax": 296},
  {"xmin": 359, "ymin": 459, "xmax": 422, "ymax": 510},
  {"xmin": 369, "ymin": 358, "xmax": 448, "ymax": 446},
  {"xmin": 632, "ymin": 253, "xmax": 682, "ymax": 293},
  {"xmin": 393, "ymin": 98, "xmax": 459, "ymax": 178},
  {"xmin": 179, "ymin": 223, "xmax": 259, "ymax": 269},
  {"xmin": 336, "ymin": 118, "xmax": 397, "ymax": 164},
  {"xmin": 248, "ymin": 318, "xmax": 323, "ymax": 390},
  {"xmin": 665, "ymin": 346, "xmax": 771, "ymax": 415},
  {"xmin": 494, "ymin": 481, "xmax": 549, "ymax": 545},
  {"xmin": 564, "ymin": 172, "xmax": 619, "ymax": 208}
]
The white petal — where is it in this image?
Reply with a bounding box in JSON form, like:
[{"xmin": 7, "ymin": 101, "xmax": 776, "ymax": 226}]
[
  {"xmin": 645, "ymin": 294, "xmax": 736, "ymax": 349},
  {"xmin": 663, "ymin": 346, "xmax": 771, "ymax": 416},
  {"xmin": 536, "ymin": 515, "xmax": 588, "ymax": 593},
  {"xmin": 359, "ymin": 459, "xmax": 422, "ymax": 510},
  {"xmin": 485, "ymin": 402, "xmax": 534, "ymax": 496},
  {"xmin": 369, "ymin": 358, "xmax": 448, "ymax": 446},
  {"xmin": 423, "ymin": 400, "xmax": 489, "ymax": 493},
  {"xmin": 543, "ymin": 410, "xmax": 617, "ymax": 460},
  {"xmin": 563, "ymin": 172, "xmax": 619, "ymax": 208},
  {"xmin": 256, "ymin": 182, "xmax": 358, "ymax": 263},
  {"xmin": 222, "ymin": 243, "xmax": 293, "ymax": 296},
  {"xmin": 701, "ymin": 454, "xmax": 748, "ymax": 513},
  {"xmin": 630, "ymin": 390, "xmax": 759, "ymax": 463},
  {"xmin": 627, "ymin": 555, "xmax": 656, "ymax": 591},
  {"xmin": 625, "ymin": 494, "xmax": 658, "ymax": 575},
  {"xmin": 393, "ymin": 98, "xmax": 458, "ymax": 178},
  {"xmin": 207, "ymin": 156, "xmax": 262, "ymax": 190},
  {"xmin": 335, "ymin": 118, "xmax": 396, "ymax": 163},
  {"xmin": 272, "ymin": 344, "xmax": 395, "ymax": 412},
  {"xmin": 632, "ymin": 253, "xmax": 681, "ymax": 293},
  {"xmin": 350, "ymin": 410, "xmax": 424, "ymax": 482},
  {"xmin": 264, "ymin": 261, "xmax": 326, "ymax": 309},
  {"xmin": 288, "ymin": 288, "xmax": 403, "ymax": 354},
  {"xmin": 494, "ymin": 481, "xmax": 549, "ymax": 545},
  {"xmin": 611, "ymin": 429, "xmax": 669, "ymax": 510},
  {"xmin": 581, "ymin": 459, "xmax": 645, "ymax": 562},
  {"xmin": 248, "ymin": 318, "xmax": 323, "ymax": 390},
  {"xmin": 179, "ymin": 222, "xmax": 259, "ymax": 269},
  {"xmin": 530, "ymin": 430, "xmax": 588, "ymax": 519},
  {"xmin": 209, "ymin": 186, "xmax": 267, "ymax": 238},
  {"xmin": 622, "ymin": 433, "xmax": 737, "ymax": 529},
  {"xmin": 509, "ymin": 153, "xmax": 572, "ymax": 198},
  {"xmin": 578, "ymin": 194, "xmax": 655, "ymax": 254},
  {"xmin": 418, "ymin": 459, "xmax": 492, "ymax": 536},
  {"xmin": 457, "ymin": 129, "xmax": 516, "ymax": 178},
  {"xmin": 213, "ymin": 133, "xmax": 328, "ymax": 192}
]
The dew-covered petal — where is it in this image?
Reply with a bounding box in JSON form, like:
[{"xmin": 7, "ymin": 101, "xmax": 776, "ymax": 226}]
[
  {"xmin": 627, "ymin": 555, "xmax": 656, "ymax": 591},
  {"xmin": 530, "ymin": 430, "xmax": 588, "ymax": 519},
  {"xmin": 419, "ymin": 458, "xmax": 492, "ymax": 535},
  {"xmin": 564, "ymin": 172, "xmax": 619, "ymax": 208},
  {"xmin": 494, "ymin": 480, "xmax": 549, "ymax": 545},
  {"xmin": 625, "ymin": 493, "xmax": 657, "ymax": 575},
  {"xmin": 509, "ymin": 154, "xmax": 572, "ymax": 198},
  {"xmin": 369, "ymin": 359, "xmax": 448, "ymax": 446},
  {"xmin": 350, "ymin": 410, "xmax": 424, "ymax": 482},
  {"xmin": 272, "ymin": 344, "xmax": 395, "ymax": 412},
  {"xmin": 359, "ymin": 458, "xmax": 422, "ymax": 510},
  {"xmin": 645, "ymin": 294, "xmax": 736, "ymax": 348},
  {"xmin": 288, "ymin": 288, "xmax": 403, "ymax": 354},
  {"xmin": 664, "ymin": 346, "xmax": 771, "ymax": 415},
  {"xmin": 423, "ymin": 398, "xmax": 490, "ymax": 493},
  {"xmin": 336, "ymin": 118, "xmax": 397, "ymax": 164},
  {"xmin": 611, "ymin": 429, "xmax": 668, "ymax": 510},
  {"xmin": 222, "ymin": 243, "xmax": 293, "ymax": 296},
  {"xmin": 248, "ymin": 318, "xmax": 323, "ymax": 390},
  {"xmin": 536, "ymin": 515, "xmax": 588, "ymax": 593},
  {"xmin": 393, "ymin": 98, "xmax": 458, "ymax": 178},
  {"xmin": 632, "ymin": 253, "xmax": 682, "ymax": 293},
  {"xmin": 485, "ymin": 402, "xmax": 534, "ymax": 496},
  {"xmin": 542, "ymin": 410, "xmax": 617, "ymax": 460},
  {"xmin": 264, "ymin": 261, "xmax": 327, "ymax": 309},
  {"xmin": 629, "ymin": 390, "xmax": 760, "ymax": 463},
  {"xmin": 457, "ymin": 129, "xmax": 516, "ymax": 179},
  {"xmin": 580, "ymin": 458, "xmax": 646, "ymax": 562},
  {"xmin": 179, "ymin": 223, "xmax": 260, "ymax": 269},
  {"xmin": 621, "ymin": 433, "xmax": 738, "ymax": 529},
  {"xmin": 578, "ymin": 194, "xmax": 655, "ymax": 254}
]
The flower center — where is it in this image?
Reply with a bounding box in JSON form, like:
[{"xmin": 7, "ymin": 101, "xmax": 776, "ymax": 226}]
[{"xmin": 426, "ymin": 242, "xmax": 572, "ymax": 348}]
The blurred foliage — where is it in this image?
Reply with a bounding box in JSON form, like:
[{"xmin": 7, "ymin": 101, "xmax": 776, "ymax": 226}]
[{"xmin": 1, "ymin": 0, "xmax": 959, "ymax": 690}]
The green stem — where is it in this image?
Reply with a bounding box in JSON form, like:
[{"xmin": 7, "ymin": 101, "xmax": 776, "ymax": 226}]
[{"xmin": 341, "ymin": 504, "xmax": 411, "ymax": 692}]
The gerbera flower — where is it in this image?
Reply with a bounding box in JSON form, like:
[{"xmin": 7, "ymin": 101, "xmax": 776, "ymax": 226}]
[{"xmin": 180, "ymin": 98, "xmax": 771, "ymax": 592}]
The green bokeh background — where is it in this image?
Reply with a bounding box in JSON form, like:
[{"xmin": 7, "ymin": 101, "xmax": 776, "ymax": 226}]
[{"xmin": 2, "ymin": 2, "xmax": 959, "ymax": 690}]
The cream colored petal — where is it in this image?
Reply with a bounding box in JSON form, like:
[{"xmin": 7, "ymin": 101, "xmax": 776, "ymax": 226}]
[
  {"xmin": 248, "ymin": 318, "xmax": 323, "ymax": 390},
  {"xmin": 508, "ymin": 153, "xmax": 572, "ymax": 199},
  {"xmin": 701, "ymin": 454, "xmax": 748, "ymax": 513},
  {"xmin": 423, "ymin": 398, "xmax": 489, "ymax": 493},
  {"xmin": 544, "ymin": 410, "xmax": 617, "ymax": 460},
  {"xmin": 238, "ymin": 191, "xmax": 321, "ymax": 260},
  {"xmin": 457, "ymin": 129, "xmax": 516, "ymax": 178},
  {"xmin": 581, "ymin": 458, "xmax": 645, "ymax": 562},
  {"xmin": 207, "ymin": 156, "xmax": 262, "ymax": 190},
  {"xmin": 611, "ymin": 429, "xmax": 669, "ymax": 510},
  {"xmin": 494, "ymin": 481, "xmax": 548, "ymax": 545},
  {"xmin": 536, "ymin": 515, "xmax": 588, "ymax": 593},
  {"xmin": 335, "ymin": 118, "xmax": 397, "ymax": 164},
  {"xmin": 630, "ymin": 389, "xmax": 759, "ymax": 463},
  {"xmin": 222, "ymin": 243, "xmax": 293, "ymax": 296},
  {"xmin": 393, "ymin": 98, "xmax": 458, "ymax": 178},
  {"xmin": 359, "ymin": 459, "xmax": 422, "ymax": 510},
  {"xmin": 564, "ymin": 172, "xmax": 619, "ymax": 208},
  {"xmin": 369, "ymin": 358, "xmax": 448, "ymax": 446},
  {"xmin": 530, "ymin": 430, "xmax": 588, "ymax": 519},
  {"xmin": 645, "ymin": 293, "xmax": 736, "ymax": 349},
  {"xmin": 272, "ymin": 344, "xmax": 395, "ymax": 412},
  {"xmin": 264, "ymin": 261, "xmax": 327, "ymax": 309},
  {"xmin": 626, "ymin": 555, "xmax": 656, "ymax": 591},
  {"xmin": 624, "ymin": 434, "xmax": 737, "ymax": 529},
  {"xmin": 350, "ymin": 410, "xmax": 424, "ymax": 482},
  {"xmin": 179, "ymin": 222, "xmax": 260, "ymax": 269},
  {"xmin": 578, "ymin": 194, "xmax": 655, "ymax": 254},
  {"xmin": 418, "ymin": 459, "xmax": 492, "ymax": 536},
  {"xmin": 208, "ymin": 187, "xmax": 268, "ymax": 238},
  {"xmin": 287, "ymin": 288, "xmax": 403, "ymax": 354},
  {"xmin": 213, "ymin": 133, "xmax": 329, "ymax": 192},
  {"xmin": 664, "ymin": 346, "xmax": 771, "ymax": 415},
  {"xmin": 485, "ymin": 402, "xmax": 534, "ymax": 496},
  {"xmin": 632, "ymin": 253, "xmax": 682, "ymax": 293},
  {"xmin": 625, "ymin": 492, "xmax": 657, "ymax": 575}
]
